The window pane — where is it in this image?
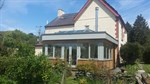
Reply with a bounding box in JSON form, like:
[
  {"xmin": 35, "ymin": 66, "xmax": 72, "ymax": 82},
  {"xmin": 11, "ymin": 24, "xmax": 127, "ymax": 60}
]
[
  {"xmin": 81, "ymin": 44, "xmax": 88, "ymax": 58},
  {"xmin": 107, "ymin": 47, "xmax": 109, "ymax": 59},
  {"xmin": 48, "ymin": 45, "xmax": 53, "ymax": 57},
  {"xmin": 104, "ymin": 46, "xmax": 107, "ymax": 59},
  {"xmin": 90, "ymin": 44, "xmax": 98, "ymax": 58},
  {"xmin": 55, "ymin": 46, "xmax": 61, "ymax": 58},
  {"xmin": 104, "ymin": 46, "xmax": 111, "ymax": 59}
]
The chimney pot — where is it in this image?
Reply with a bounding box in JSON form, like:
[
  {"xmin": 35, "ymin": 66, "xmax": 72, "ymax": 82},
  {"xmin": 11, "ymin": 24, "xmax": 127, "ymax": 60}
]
[{"xmin": 58, "ymin": 9, "xmax": 65, "ymax": 17}]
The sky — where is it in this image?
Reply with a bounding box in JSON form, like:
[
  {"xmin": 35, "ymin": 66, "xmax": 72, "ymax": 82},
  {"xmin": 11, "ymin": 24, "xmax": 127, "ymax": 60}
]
[{"xmin": 0, "ymin": 0, "xmax": 150, "ymax": 35}]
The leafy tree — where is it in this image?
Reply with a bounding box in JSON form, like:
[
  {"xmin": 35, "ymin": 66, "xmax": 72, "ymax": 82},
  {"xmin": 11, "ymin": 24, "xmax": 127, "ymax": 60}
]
[
  {"xmin": 130, "ymin": 14, "xmax": 149, "ymax": 45},
  {"xmin": 143, "ymin": 46, "xmax": 150, "ymax": 64},
  {"xmin": 0, "ymin": 30, "xmax": 37, "ymax": 57},
  {"xmin": 120, "ymin": 42, "xmax": 144, "ymax": 64}
]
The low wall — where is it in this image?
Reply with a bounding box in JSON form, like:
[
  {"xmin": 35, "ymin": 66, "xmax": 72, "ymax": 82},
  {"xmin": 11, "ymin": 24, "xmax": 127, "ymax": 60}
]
[{"xmin": 77, "ymin": 59, "xmax": 114, "ymax": 69}]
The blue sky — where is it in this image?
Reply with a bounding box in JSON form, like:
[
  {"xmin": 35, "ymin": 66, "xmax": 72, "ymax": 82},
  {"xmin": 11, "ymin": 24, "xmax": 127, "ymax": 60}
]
[{"xmin": 0, "ymin": 0, "xmax": 150, "ymax": 35}]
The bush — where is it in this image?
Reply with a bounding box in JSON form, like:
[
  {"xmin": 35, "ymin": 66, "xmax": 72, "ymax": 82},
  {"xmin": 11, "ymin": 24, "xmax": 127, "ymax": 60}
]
[
  {"xmin": 143, "ymin": 46, "xmax": 150, "ymax": 64},
  {"xmin": 0, "ymin": 76, "xmax": 16, "ymax": 84},
  {"xmin": 120, "ymin": 42, "xmax": 144, "ymax": 64},
  {"xmin": 0, "ymin": 55, "xmax": 65, "ymax": 84},
  {"xmin": 76, "ymin": 61, "xmax": 108, "ymax": 79}
]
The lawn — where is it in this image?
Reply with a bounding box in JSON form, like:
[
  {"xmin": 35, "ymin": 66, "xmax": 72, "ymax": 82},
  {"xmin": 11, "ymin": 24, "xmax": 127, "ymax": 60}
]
[
  {"xmin": 66, "ymin": 77, "xmax": 78, "ymax": 84},
  {"xmin": 125, "ymin": 64, "xmax": 150, "ymax": 75},
  {"xmin": 142, "ymin": 64, "xmax": 150, "ymax": 73}
]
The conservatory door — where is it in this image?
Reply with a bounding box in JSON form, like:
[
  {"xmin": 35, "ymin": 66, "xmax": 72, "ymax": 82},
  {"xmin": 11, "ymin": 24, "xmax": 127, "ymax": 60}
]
[{"xmin": 64, "ymin": 46, "xmax": 77, "ymax": 67}]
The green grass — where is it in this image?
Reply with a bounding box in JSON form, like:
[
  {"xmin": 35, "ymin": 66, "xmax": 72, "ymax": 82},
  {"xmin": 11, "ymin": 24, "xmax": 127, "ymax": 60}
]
[
  {"xmin": 142, "ymin": 64, "xmax": 150, "ymax": 73},
  {"xmin": 125, "ymin": 64, "xmax": 150, "ymax": 75},
  {"xmin": 66, "ymin": 77, "xmax": 105, "ymax": 84},
  {"xmin": 66, "ymin": 77, "xmax": 78, "ymax": 84},
  {"xmin": 125, "ymin": 64, "xmax": 140, "ymax": 75}
]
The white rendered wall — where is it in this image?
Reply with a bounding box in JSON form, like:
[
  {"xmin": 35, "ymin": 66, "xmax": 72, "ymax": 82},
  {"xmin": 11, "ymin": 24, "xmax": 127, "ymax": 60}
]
[
  {"xmin": 45, "ymin": 26, "xmax": 74, "ymax": 34},
  {"xmin": 35, "ymin": 47, "xmax": 43, "ymax": 55},
  {"xmin": 118, "ymin": 20, "xmax": 127, "ymax": 50},
  {"xmin": 75, "ymin": 0, "xmax": 116, "ymax": 39}
]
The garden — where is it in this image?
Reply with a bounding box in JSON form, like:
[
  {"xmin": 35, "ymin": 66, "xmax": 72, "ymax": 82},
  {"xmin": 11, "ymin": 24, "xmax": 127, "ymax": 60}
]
[{"xmin": 0, "ymin": 14, "xmax": 150, "ymax": 84}]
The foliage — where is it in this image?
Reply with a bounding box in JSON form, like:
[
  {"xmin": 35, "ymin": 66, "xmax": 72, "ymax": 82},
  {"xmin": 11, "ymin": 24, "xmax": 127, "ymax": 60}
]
[
  {"xmin": 125, "ymin": 22, "xmax": 132, "ymax": 42},
  {"xmin": 77, "ymin": 61, "xmax": 108, "ymax": 75},
  {"xmin": 120, "ymin": 42, "xmax": 144, "ymax": 64},
  {"xmin": 0, "ymin": 55, "xmax": 65, "ymax": 84},
  {"xmin": 143, "ymin": 46, "xmax": 150, "ymax": 64},
  {"xmin": 0, "ymin": 76, "xmax": 17, "ymax": 84},
  {"xmin": 128, "ymin": 14, "xmax": 149, "ymax": 45},
  {"xmin": 76, "ymin": 62, "xmax": 110, "ymax": 83},
  {"xmin": 124, "ymin": 64, "xmax": 140, "ymax": 75},
  {"xmin": 123, "ymin": 14, "xmax": 150, "ymax": 64},
  {"xmin": 66, "ymin": 77, "xmax": 78, "ymax": 84},
  {"xmin": 0, "ymin": 30, "xmax": 37, "ymax": 57},
  {"xmin": 142, "ymin": 64, "xmax": 150, "ymax": 73},
  {"xmin": 16, "ymin": 43, "xmax": 35, "ymax": 57},
  {"xmin": 0, "ymin": 56, "xmax": 17, "ymax": 75}
]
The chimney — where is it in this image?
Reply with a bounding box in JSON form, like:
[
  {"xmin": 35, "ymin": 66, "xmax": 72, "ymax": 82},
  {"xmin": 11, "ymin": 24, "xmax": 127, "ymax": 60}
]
[
  {"xmin": 95, "ymin": 7, "xmax": 99, "ymax": 32},
  {"xmin": 58, "ymin": 9, "xmax": 65, "ymax": 17}
]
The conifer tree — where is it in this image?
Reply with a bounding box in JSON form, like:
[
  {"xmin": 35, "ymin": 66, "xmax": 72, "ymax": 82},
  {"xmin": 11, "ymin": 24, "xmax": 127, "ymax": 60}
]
[
  {"xmin": 130, "ymin": 14, "xmax": 149, "ymax": 45},
  {"xmin": 125, "ymin": 22, "xmax": 132, "ymax": 42}
]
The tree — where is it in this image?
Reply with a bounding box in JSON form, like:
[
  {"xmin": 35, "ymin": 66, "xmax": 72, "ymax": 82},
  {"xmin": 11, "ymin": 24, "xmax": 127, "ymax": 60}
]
[
  {"xmin": 120, "ymin": 42, "xmax": 144, "ymax": 64},
  {"xmin": 143, "ymin": 46, "xmax": 150, "ymax": 64},
  {"xmin": 125, "ymin": 22, "xmax": 132, "ymax": 42},
  {"xmin": 0, "ymin": 30, "xmax": 37, "ymax": 57},
  {"xmin": 130, "ymin": 14, "xmax": 149, "ymax": 45}
]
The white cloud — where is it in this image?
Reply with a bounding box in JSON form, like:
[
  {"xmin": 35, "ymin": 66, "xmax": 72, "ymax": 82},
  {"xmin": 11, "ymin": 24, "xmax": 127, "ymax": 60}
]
[
  {"xmin": 0, "ymin": 23, "xmax": 37, "ymax": 34},
  {"xmin": 0, "ymin": 24, "xmax": 21, "ymax": 31},
  {"xmin": 117, "ymin": 0, "xmax": 145, "ymax": 9}
]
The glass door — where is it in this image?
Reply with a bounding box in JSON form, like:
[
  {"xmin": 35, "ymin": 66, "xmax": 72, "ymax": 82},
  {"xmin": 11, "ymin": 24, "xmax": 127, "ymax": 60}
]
[
  {"xmin": 64, "ymin": 46, "xmax": 77, "ymax": 67},
  {"xmin": 71, "ymin": 46, "xmax": 77, "ymax": 66}
]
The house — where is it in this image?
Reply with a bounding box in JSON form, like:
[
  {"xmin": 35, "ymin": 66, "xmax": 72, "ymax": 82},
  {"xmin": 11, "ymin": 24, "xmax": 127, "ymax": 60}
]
[{"xmin": 35, "ymin": 0, "xmax": 127, "ymax": 69}]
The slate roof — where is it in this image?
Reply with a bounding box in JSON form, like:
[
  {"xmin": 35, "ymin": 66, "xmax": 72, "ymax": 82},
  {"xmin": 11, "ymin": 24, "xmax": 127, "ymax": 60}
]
[
  {"xmin": 45, "ymin": 13, "xmax": 77, "ymax": 27},
  {"xmin": 45, "ymin": 0, "xmax": 126, "ymax": 31}
]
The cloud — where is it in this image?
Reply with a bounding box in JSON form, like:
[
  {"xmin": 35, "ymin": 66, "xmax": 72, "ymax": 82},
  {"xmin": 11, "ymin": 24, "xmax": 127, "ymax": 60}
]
[
  {"xmin": 118, "ymin": 0, "xmax": 145, "ymax": 6},
  {"xmin": 0, "ymin": 23, "xmax": 37, "ymax": 34},
  {"xmin": 0, "ymin": 24, "xmax": 21, "ymax": 31}
]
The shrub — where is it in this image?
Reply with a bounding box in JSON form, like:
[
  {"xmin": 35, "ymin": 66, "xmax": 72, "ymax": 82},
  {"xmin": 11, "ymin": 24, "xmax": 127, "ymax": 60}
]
[
  {"xmin": 120, "ymin": 42, "xmax": 143, "ymax": 64},
  {"xmin": 0, "ymin": 76, "xmax": 16, "ymax": 84},
  {"xmin": 143, "ymin": 46, "xmax": 150, "ymax": 64},
  {"xmin": 76, "ymin": 61, "xmax": 108, "ymax": 79},
  {"xmin": 0, "ymin": 55, "xmax": 65, "ymax": 84}
]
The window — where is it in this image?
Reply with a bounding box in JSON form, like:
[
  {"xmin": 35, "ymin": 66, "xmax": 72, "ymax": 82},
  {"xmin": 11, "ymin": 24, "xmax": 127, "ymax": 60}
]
[
  {"xmin": 48, "ymin": 45, "xmax": 53, "ymax": 57},
  {"xmin": 104, "ymin": 46, "xmax": 107, "ymax": 59},
  {"xmin": 104, "ymin": 45, "xmax": 112, "ymax": 60},
  {"xmin": 90, "ymin": 44, "xmax": 98, "ymax": 58},
  {"xmin": 80, "ymin": 44, "xmax": 89, "ymax": 58},
  {"xmin": 55, "ymin": 45, "xmax": 61, "ymax": 58},
  {"xmin": 109, "ymin": 48, "xmax": 112, "ymax": 59}
]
